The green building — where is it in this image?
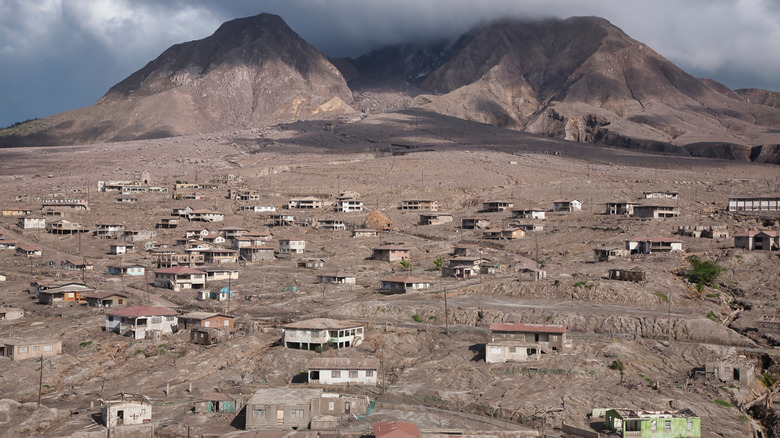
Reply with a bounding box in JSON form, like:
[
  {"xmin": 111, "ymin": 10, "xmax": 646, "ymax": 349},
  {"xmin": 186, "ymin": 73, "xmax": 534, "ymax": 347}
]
[{"xmin": 605, "ymin": 408, "xmax": 700, "ymax": 437}]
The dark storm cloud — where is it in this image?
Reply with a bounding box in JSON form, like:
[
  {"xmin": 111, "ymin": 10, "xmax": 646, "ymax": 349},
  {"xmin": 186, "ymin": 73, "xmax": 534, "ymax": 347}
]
[{"xmin": 2, "ymin": 0, "xmax": 780, "ymax": 127}]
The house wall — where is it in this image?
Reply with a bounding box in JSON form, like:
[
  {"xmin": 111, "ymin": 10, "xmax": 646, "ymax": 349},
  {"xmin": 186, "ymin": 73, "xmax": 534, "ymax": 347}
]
[
  {"xmin": 0, "ymin": 309, "xmax": 24, "ymax": 321},
  {"xmin": 245, "ymin": 401, "xmax": 313, "ymax": 430},
  {"xmin": 4, "ymin": 341, "xmax": 62, "ymax": 360},
  {"xmin": 311, "ymin": 368, "xmax": 377, "ymax": 385},
  {"xmin": 284, "ymin": 327, "xmax": 364, "ymax": 349},
  {"xmin": 188, "ymin": 316, "xmax": 234, "ymax": 331},
  {"xmin": 485, "ymin": 343, "xmax": 540, "ymax": 363},
  {"xmin": 102, "ymin": 401, "xmax": 152, "ymax": 426}
]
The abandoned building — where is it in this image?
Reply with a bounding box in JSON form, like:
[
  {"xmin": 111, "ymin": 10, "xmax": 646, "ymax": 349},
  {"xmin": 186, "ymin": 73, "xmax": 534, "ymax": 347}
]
[
  {"xmin": 37, "ymin": 284, "xmax": 93, "ymax": 305},
  {"xmin": 316, "ymin": 273, "xmax": 357, "ymax": 285},
  {"xmin": 0, "ymin": 338, "xmax": 62, "ymax": 361},
  {"xmin": 490, "ymin": 323, "xmax": 568, "ymax": 351},
  {"xmin": 380, "ymin": 276, "xmax": 431, "ymax": 293},
  {"xmin": 371, "ymin": 245, "xmax": 411, "ymax": 262},
  {"xmin": 0, "ymin": 307, "xmax": 24, "ymax": 321},
  {"xmin": 194, "ymin": 393, "xmax": 241, "ymax": 414},
  {"xmin": 156, "ymin": 217, "xmax": 180, "ymax": 229},
  {"xmin": 85, "ymin": 292, "xmax": 129, "ymax": 308},
  {"xmin": 188, "ymin": 210, "xmax": 225, "ymax": 222},
  {"xmin": 461, "ymin": 217, "xmax": 491, "ymax": 229},
  {"xmin": 511, "ymin": 208, "xmax": 546, "ymax": 220},
  {"xmin": 442, "ymin": 257, "xmax": 492, "ymax": 279},
  {"xmin": 419, "ymin": 213, "xmax": 454, "ymax": 226},
  {"xmin": 605, "ymin": 201, "xmax": 637, "ymax": 215},
  {"xmin": 153, "ymin": 266, "xmax": 207, "ymax": 291},
  {"xmin": 244, "ymin": 388, "xmax": 367, "ymax": 430},
  {"xmin": 643, "ymin": 191, "xmax": 680, "ymax": 199},
  {"xmin": 307, "ymin": 357, "xmax": 379, "ymax": 385},
  {"xmin": 179, "ymin": 311, "xmax": 235, "ymax": 331},
  {"xmin": 279, "ymin": 237, "xmax": 306, "ymax": 254},
  {"xmin": 107, "ymin": 264, "xmax": 145, "ymax": 276},
  {"xmin": 485, "ymin": 340, "xmax": 541, "ymax": 363},
  {"xmin": 735, "ymin": 230, "xmax": 780, "ymax": 251},
  {"xmin": 105, "ymin": 306, "xmax": 179, "ymax": 340},
  {"xmin": 46, "ymin": 219, "xmax": 88, "ymax": 235},
  {"xmin": 482, "ymin": 228, "xmax": 525, "ymax": 240},
  {"xmin": 268, "ymin": 213, "xmax": 295, "ymax": 226},
  {"xmin": 101, "ymin": 394, "xmax": 153, "ymax": 428},
  {"xmin": 352, "ymin": 228, "xmax": 378, "ymax": 238},
  {"xmin": 593, "ymin": 247, "xmax": 628, "ymax": 262},
  {"xmin": 400, "ymin": 199, "xmax": 438, "ymax": 211},
  {"xmin": 239, "ymin": 245, "xmax": 276, "ymax": 262},
  {"xmin": 625, "ymin": 237, "xmax": 683, "ymax": 254},
  {"xmin": 109, "ymin": 243, "xmax": 135, "ymax": 255},
  {"xmin": 288, "ymin": 197, "xmax": 324, "ymax": 209},
  {"xmin": 608, "ymin": 268, "xmax": 646, "ymax": 282},
  {"xmin": 316, "ymin": 219, "xmax": 346, "ymax": 231},
  {"xmin": 727, "ymin": 194, "xmax": 780, "ymax": 212},
  {"xmin": 632, "ymin": 205, "xmax": 680, "ymax": 218},
  {"xmin": 482, "ymin": 201, "xmax": 514, "ymax": 212},
  {"xmin": 604, "ymin": 409, "xmax": 700, "ymax": 438},
  {"xmin": 298, "ymin": 258, "xmax": 326, "ymax": 269},
  {"xmin": 553, "ymin": 199, "xmax": 582, "ymax": 212},
  {"xmin": 677, "ymin": 225, "xmax": 729, "ymax": 239},
  {"xmin": 17, "ymin": 216, "xmax": 46, "ymax": 230},
  {"xmin": 282, "ymin": 318, "xmax": 365, "ymax": 349},
  {"xmin": 336, "ymin": 198, "xmax": 363, "ymax": 212}
]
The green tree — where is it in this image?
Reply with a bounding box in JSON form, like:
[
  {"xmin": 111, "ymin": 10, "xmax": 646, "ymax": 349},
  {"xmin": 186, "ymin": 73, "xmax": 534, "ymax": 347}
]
[
  {"xmin": 685, "ymin": 255, "xmax": 724, "ymax": 288},
  {"xmin": 432, "ymin": 257, "xmax": 443, "ymax": 270},
  {"xmin": 399, "ymin": 259, "xmax": 412, "ymax": 271}
]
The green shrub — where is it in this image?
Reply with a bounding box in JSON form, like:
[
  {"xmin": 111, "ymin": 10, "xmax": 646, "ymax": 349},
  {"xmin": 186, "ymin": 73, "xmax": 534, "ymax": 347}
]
[
  {"xmin": 685, "ymin": 255, "xmax": 724, "ymax": 287},
  {"xmin": 706, "ymin": 311, "xmax": 723, "ymax": 323},
  {"xmin": 411, "ymin": 314, "xmax": 423, "ymax": 323},
  {"xmin": 714, "ymin": 399, "xmax": 734, "ymax": 408},
  {"xmin": 610, "ymin": 360, "xmax": 625, "ymax": 374}
]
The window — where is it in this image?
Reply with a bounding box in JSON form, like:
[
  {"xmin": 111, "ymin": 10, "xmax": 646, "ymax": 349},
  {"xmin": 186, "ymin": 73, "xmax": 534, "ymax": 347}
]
[
  {"xmin": 224, "ymin": 320, "xmax": 229, "ymax": 326},
  {"xmin": 166, "ymin": 316, "xmax": 175, "ymax": 321},
  {"xmin": 687, "ymin": 419, "xmax": 693, "ymax": 431},
  {"xmin": 18, "ymin": 346, "xmax": 28, "ymax": 353},
  {"xmin": 33, "ymin": 345, "xmax": 39, "ymax": 351},
  {"xmin": 204, "ymin": 321, "xmax": 210, "ymax": 327},
  {"xmin": 650, "ymin": 420, "xmax": 657, "ymax": 432},
  {"xmin": 150, "ymin": 317, "xmax": 162, "ymax": 324},
  {"xmin": 331, "ymin": 371, "xmax": 341, "ymax": 378},
  {"xmin": 665, "ymin": 420, "xmax": 671, "ymax": 431},
  {"xmin": 43, "ymin": 345, "xmax": 52, "ymax": 352},
  {"xmin": 291, "ymin": 409, "xmax": 305, "ymax": 418},
  {"xmin": 509, "ymin": 347, "xmax": 517, "ymax": 353},
  {"xmin": 253, "ymin": 408, "xmax": 266, "ymax": 419},
  {"xmin": 490, "ymin": 346, "xmax": 501, "ymax": 354},
  {"xmin": 366, "ymin": 370, "xmax": 374, "ymax": 377},
  {"xmin": 328, "ymin": 401, "xmax": 334, "ymax": 411},
  {"xmin": 349, "ymin": 370, "xmax": 358, "ymax": 378}
]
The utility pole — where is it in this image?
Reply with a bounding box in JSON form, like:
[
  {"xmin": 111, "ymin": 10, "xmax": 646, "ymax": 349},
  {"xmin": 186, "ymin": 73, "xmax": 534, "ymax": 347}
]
[
  {"xmin": 443, "ymin": 286, "xmax": 449, "ymax": 335},
  {"xmin": 667, "ymin": 290, "xmax": 672, "ymax": 348},
  {"xmin": 227, "ymin": 272, "xmax": 232, "ymax": 313},
  {"xmin": 38, "ymin": 356, "xmax": 44, "ymax": 406}
]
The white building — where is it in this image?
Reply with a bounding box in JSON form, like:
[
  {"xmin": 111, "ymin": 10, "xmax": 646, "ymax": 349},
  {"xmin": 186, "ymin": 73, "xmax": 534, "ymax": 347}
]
[
  {"xmin": 101, "ymin": 394, "xmax": 153, "ymax": 427},
  {"xmin": 279, "ymin": 238, "xmax": 306, "ymax": 254},
  {"xmin": 105, "ymin": 306, "xmax": 178, "ymax": 340},
  {"xmin": 307, "ymin": 357, "xmax": 379, "ymax": 385},
  {"xmin": 336, "ymin": 199, "xmax": 363, "ymax": 212},
  {"xmin": 282, "ymin": 318, "xmax": 365, "ymax": 349}
]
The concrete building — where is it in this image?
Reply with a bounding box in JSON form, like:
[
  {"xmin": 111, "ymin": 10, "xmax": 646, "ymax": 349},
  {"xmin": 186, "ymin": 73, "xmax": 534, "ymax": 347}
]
[
  {"xmin": 605, "ymin": 408, "xmax": 700, "ymax": 437},
  {"xmin": 101, "ymin": 394, "xmax": 153, "ymax": 427},
  {"xmin": 632, "ymin": 205, "xmax": 680, "ymax": 218},
  {"xmin": 643, "ymin": 191, "xmax": 679, "ymax": 199},
  {"xmin": 485, "ymin": 340, "xmax": 541, "ymax": 363},
  {"xmin": 0, "ymin": 338, "xmax": 61, "ymax": 360},
  {"xmin": 0, "ymin": 308, "xmax": 24, "ymax": 321},
  {"xmin": 380, "ymin": 276, "xmax": 431, "ymax": 293},
  {"xmin": 105, "ymin": 306, "xmax": 178, "ymax": 340},
  {"xmin": 107, "ymin": 264, "xmax": 145, "ymax": 276},
  {"xmin": 593, "ymin": 248, "xmax": 628, "ymax": 262},
  {"xmin": 371, "ymin": 246, "xmax": 410, "ymax": 262},
  {"xmin": 512, "ymin": 209, "xmax": 546, "ymax": 220},
  {"xmin": 282, "ymin": 318, "xmax": 365, "ymax": 349},
  {"xmin": 419, "ymin": 213, "xmax": 454, "ymax": 226},
  {"xmin": 17, "ymin": 216, "xmax": 46, "ymax": 230},
  {"xmin": 553, "ymin": 200, "xmax": 582, "ymax": 212},
  {"xmin": 482, "ymin": 201, "xmax": 514, "ymax": 212},
  {"xmin": 279, "ymin": 237, "xmax": 306, "ymax": 254},
  {"xmin": 605, "ymin": 201, "xmax": 637, "ymax": 215},
  {"xmin": 307, "ymin": 357, "xmax": 379, "ymax": 385},
  {"xmin": 188, "ymin": 210, "xmax": 225, "ymax": 222},
  {"xmin": 336, "ymin": 198, "xmax": 363, "ymax": 212},
  {"xmin": 625, "ymin": 237, "xmax": 683, "ymax": 254},
  {"xmin": 461, "ymin": 217, "xmax": 491, "ymax": 229},
  {"xmin": 490, "ymin": 323, "xmax": 568, "ymax": 351},
  {"xmin": 400, "ymin": 200, "xmax": 438, "ymax": 211},
  {"xmin": 727, "ymin": 194, "xmax": 780, "ymax": 212},
  {"xmin": 288, "ymin": 197, "xmax": 324, "ymax": 209},
  {"xmin": 179, "ymin": 311, "xmax": 235, "ymax": 331},
  {"xmin": 244, "ymin": 388, "xmax": 322, "ymax": 430},
  {"xmin": 608, "ymin": 268, "xmax": 646, "ymax": 282},
  {"xmin": 154, "ymin": 266, "xmax": 206, "ymax": 291},
  {"xmin": 85, "ymin": 292, "xmax": 129, "ymax": 308},
  {"xmin": 316, "ymin": 273, "xmax": 357, "ymax": 285}
]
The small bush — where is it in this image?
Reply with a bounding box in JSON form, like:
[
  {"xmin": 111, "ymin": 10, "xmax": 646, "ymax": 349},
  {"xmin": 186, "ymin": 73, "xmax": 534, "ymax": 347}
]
[
  {"xmin": 655, "ymin": 293, "xmax": 668, "ymax": 303},
  {"xmin": 79, "ymin": 341, "xmax": 92, "ymax": 348},
  {"xmin": 411, "ymin": 314, "xmax": 423, "ymax": 323},
  {"xmin": 685, "ymin": 255, "xmax": 724, "ymax": 287},
  {"xmin": 714, "ymin": 399, "xmax": 734, "ymax": 408},
  {"xmin": 610, "ymin": 360, "xmax": 625, "ymax": 373},
  {"xmin": 706, "ymin": 311, "xmax": 723, "ymax": 323}
]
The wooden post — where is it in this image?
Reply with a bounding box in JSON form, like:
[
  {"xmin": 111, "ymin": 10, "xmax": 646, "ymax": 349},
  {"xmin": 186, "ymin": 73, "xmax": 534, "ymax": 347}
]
[
  {"xmin": 38, "ymin": 355, "xmax": 43, "ymax": 406},
  {"xmin": 444, "ymin": 286, "xmax": 449, "ymax": 335},
  {"xmin": 166, "ymin": 383, "xmax": 170, "ymax": 397}
]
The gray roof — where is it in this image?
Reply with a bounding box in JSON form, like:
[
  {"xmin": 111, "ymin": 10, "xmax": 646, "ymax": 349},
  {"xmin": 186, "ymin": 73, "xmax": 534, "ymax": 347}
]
[
  {"xmin": 283, "ymin": 318, "xmax": 362, "ymax": 330},
  {"xmin": 307, "ymin": 357, "xmax": 379, "ymax": 370},
  {"xmin": 247, "ymin": 387, "xmax": 322, "ymax": 406}
]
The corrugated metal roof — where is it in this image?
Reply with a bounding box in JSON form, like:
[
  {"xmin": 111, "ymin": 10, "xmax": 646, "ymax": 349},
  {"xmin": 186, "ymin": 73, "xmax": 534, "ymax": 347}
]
[{"xmin": 490, "ymin": 323, "xmax": 567, "ymax": 334}]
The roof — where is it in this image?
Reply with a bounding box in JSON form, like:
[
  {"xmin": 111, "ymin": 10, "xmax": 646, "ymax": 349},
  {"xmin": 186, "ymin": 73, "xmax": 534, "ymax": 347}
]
[
  {"xmin": 190, "ymin": 210, "xmax": 223, "ymax": 215},
  {"xmin": 373, "ymin": 245, "xmax": 410, "ymax": 251},
  {"xmin": 195, "ymin": 392, "xmax": 236, "ymax": 402},
  {"xmin": 374, "ymin": 421, "xmax": 421, "ymax": 438},
  {"xmin": 85, "ymin": 291, "xmax": 129, "ymax": 300},
  {"xmin": 247, "ymin": 387, "xmax": 322, "ymax": 406},
  {"xmin": 180, "ymin": 312, "xmax": 233, "ymax": 321},
  {"xmin": 490, "ymin": 323, "xmax": 567, "ymax": 334},
  {"xmin": 283, "ymin": 318, "xmax": 362, "ymax": 330},
  {"xmin": 106, "ymin": 306, "xmax": 178, "ymax": 318},
  {"xmin": 757, "ymin": 230, "xmax": 780, "ymax": 237},
  {"xmin": 18, "ymin": 245, "xmax": 42, "ymax": 251},
  {"xmin": 734, "ymin": 230, "xmax": 761, "ymax": 237},
  {"xmin": 0, "ymin": 337, "xmax": 61, "ymax": 346},
  {"xmin": 382, "ymin": 276, "xmax": 429, "ymax": 283},
  {"xmin": 307, "ymin": 357, "xmax": 380, "ymax": 370},
  {"xmin": 155, "ymin": 266, "xmax": 206, "ymax": 275}
]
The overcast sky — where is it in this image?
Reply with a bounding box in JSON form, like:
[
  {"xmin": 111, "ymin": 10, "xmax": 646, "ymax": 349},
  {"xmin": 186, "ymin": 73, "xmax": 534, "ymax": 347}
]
[{"xmin": 2, "ymin": 0, "xmax": 780, "ymax": 128}]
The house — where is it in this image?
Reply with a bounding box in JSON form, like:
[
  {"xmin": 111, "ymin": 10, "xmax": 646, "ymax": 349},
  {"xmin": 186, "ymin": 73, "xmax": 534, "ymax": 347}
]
[
  {"xmin": 120, "ymin": 229, "xmax": 157, "ymax": 241},
  {"xmin": 400, "ymin": 200, "xmax": 438, "ymax": 211},
  {"xmin": 485, "ymin": 340, "xmax": 542, "ymax": 363},
  {"xmin": 633, "ymin": 205, "xmax": 680, "ymax": 218},
  {"xmin": 109, "ymin": 243, "xmax": 135, "ymax": 255},
  {"xmin": 115, "ymin": 196, "xmax": 138, "ymax": 204},
  {"xmin": 419, "ymin": 213, "xmax": 454, "ymax": 226},
  {"xmin": 17, "ymin": 216, "xmax": 46, "ymax": 230},
  {"xmin": 352, "ymin": 228, "xmax": 378, "ymax": 238},
  {"xmin": 677, "ymin": 225, "xmax": 729, "ymax": 239},
  {"xmin": 728, "ymin": 194, "xmax": 780, "ymax": 212},
  {"xmin": 452, "ymin": 243, "xmax": 480, "ymax": 256},
  {"xmin": 219, "ymin": 226, "xmax": 249, "ymax": 239},
  {"xmin": 153, "ymin": 266, "xmax": 207, "ymax": 291},
  {"xmin": 605, "ymin": 408, "xmax": 700, "ymax": 438},
  {"xmin": 172, "ymin": 206, "xmax": 194, "ymax": 217},
  {"xmin": 609, "ymin": 268, "xmax": 646, "ymax": 282},
  {"xmin": 519, "ymin": 267, "xmax": 547, "ymax": 281},
  {"xmin": 298, "ymin": 258, "xmax": 326, "ymax": 269},
  {"xmin": 237, "ymin": 205, "xmax": 276, "ymax": 213},
  {"xmin": 94, "ymin": 223, "xmax": 125, "ymax": 238},
  {"xmin": 482, "ymin": 201, "xmax": 514, "ymax": 212},
  {"xmin": 0, "ymin": 308, "xmax": 24, "ymax": 321},
  {"xmin": 105, "ymin": 306, "xmax": 178, "ymax": 340},
  {"xmin": 553, "ymin": 200, "xmax": 582, "ymax": 212},
  {"xmin": 185, "ymin": 227, "xmax": 210, "ymax": 238},
  {"xmin": 244, "ymin": 388, "xmax": 322, "ymax": 430},
  {"xmin": 0, "ymin": 240, "xmax": 18, "ymax": 250},
  {"xmin": 190, "ymin": 327, "xmax": 222, "ymax": 345},
  {"xmin": 62, "ymin": 259, "xmax": 93, "ymax": 271},
  {"xmin": 279, "ymin": 237, "xmax": 306, "ymax": 254},
  {"xmin": 734, "ymin": 230, "xmax": 760, "ymax": 250},
  {"xmin": 188, "ymin": 210, "xmax": 225, "ymax": 222},
  {"xmin": 202, "ymin": 233, "xmax": 226, "ymax": 245},
  {"xmin": 754, "ymin": 230, "xmax": 780, "ymax": 251},
  {"xmin": 202, "ymin": 267, "xmax": 239, "ymax": 282},
  {"xmin": 198, "ymin": 286, "xmax": 234, "ymax": 302},
  {"xmin": 239, "ymin": 246, "xmax": 276, "ymax": 262},
  {"xmin": 514, "ymin": 223, "xmax": 544, "ymax": 232},
  {"xmin": 461, "ymin": 217, "xmax": 491, "ymax": 229},
  {"xmin": 336, "ymin": 198, "xmax": 363, "ymax": 212},
  {"xmin": 107, "ymin": 264, "xmax": 146, "ymax": 276},
  {"xmin": 194, "ymin": 393, "xmax": 241, "ymax": 414},
  {"xmin": 490, "ymin": 323, "xmax": 568, "ymax": 351},
  {"xmin": 179, "ymin": 312, "xmax": 235, "ymax": 331},
  {"xmin": 156, "ymin": 217, "xmax": 180, "ymax": 229},
  {"xmin": 374, "ymin": 421, "xmax": 421, "ymax": 438},
  {"xmin": 16, "ymin": 244, "xmax": 42, "ymax": 257},
  {"xmin": 85, "ymin": 292, "xmax": 129, "ymax": 308},
  {"xmin": 380, "ymin": 276, "xmax": 431, "ymax": 293},
  {"xmin": 482, "ymin": 228, "xmax": 525, "ymax": 240},
  {"xmin": 229, "ymin": 188, "xmax": 261, "ymax": 201},
  {"xmin": 0, "ymin": 338, "xmax": 62, "ymax": 361},
  {"xmin": 268, "ymin": 213, "xmax": 295, "ymax": 226},
  {"xmin": 316, "ymin": 273, "xmax": 357, "ymax": 285},
  {"xmin": 625, "ymin": 237, "xmax": 683, "ymax": 254},
  {"xmin": 200, "ymin": 248, "xmax": 238, "ymax": 264},
  {"xmin": 371, "ymin": 245, "xmax": 411, "ymax": 262},
  {"xmin": 288, "ymin": 197, "xmax": 324, "ymax": 209},
  {"xmin": 593, "ymin": 248, "xmax": 628, "ymax": 262},
  {"xmin": 307, "ymin": 357, "xmax": 379, "ymax": 385},
  {"xmin": 605, "ymin": 201, "xmax": 637, "ymax": 215},
  {"xmin": 46, "ymin": 219, "xmax": 88, "ymax": 234},
  {"xmin": 32, "ymin": 279, "xmax": 89, "ymax": 297},
  {"xmin": 316, "ymin": 219, "xmax": 346, "ymax": 231},
  {"xmin": 101, "ymin": 394, "xmax": 153, "ymax": 427},
  {"xmin": 703, "ymin": 359, "xmax": 755, "ymax": 385},
  {"xmin": 512, "ymin": 209, "xmax": 546, "ymax": 220},
  {"xmin": 282, "ymin": 318, "xmax": 365, "ymax": 349},
  {"xmin": 643, "ymin": 191, "xmax": 680, "ymax": 200},
  {"xmin": 442, "ymin": 257, "xmax": 491, "ymax": 279}
]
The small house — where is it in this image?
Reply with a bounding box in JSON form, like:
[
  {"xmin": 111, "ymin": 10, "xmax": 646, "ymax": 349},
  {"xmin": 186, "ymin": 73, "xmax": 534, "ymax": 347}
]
[
  {"xmin": 279, "ymin": 237, "xmax": 306, "ymax": 254},
  {"xmin": 371, "ymin": 246, "xmax": 410, "ymax": 262},
  {"xmin": 202, "ymin": 267, "xmax": 239, "ymax": 282},
  {"xmin": 153, "ymin": 266, "xmax": 206, "ymax": 291},
  {"xmin": 0, "ymin": 308, "xmax": 24, "ymax": 321},
  {"xmin": 38, "ymin": 285, "xmax": 91, "ymax": 305},
  {"xmin": 419, "ymin": 213, "xmax": 454, "ymax": 226},
  {"xmin": 185, "ymin": 227, "xmax": 210, "ymax": 238},
  {"xmin": 190, "ymin": 327, "xmax": 222, "ymax": 345},
  {"xmin": 268, "ymin": 213, "xmax": 295, "ymax": 226},
  {"xmin": 352, "ymin": 228, "xmax": 378, "ymax": 238},
  {"xmin": 109, "ymin": 243, "xmax": 135, "ymax": 255},
  {"xmin": 62, "ymin": 259, "xmax": 93, "ymax": 271},
  {"xmin": 188, "ymin": 210, "xmax": 225, "ymax": 222},
  {"xmin": 704, "ymin": 359, "xmax": 755, "ymax": 385},
  {"xmin": 755, "ymin": 230, "xmax": 780, "ymax": 251},
  {"xmin": 94, "ymin": 223, "xmax": 126, "ymax": 238},
  {"xmin": 734, "ymin": 230, "xmax": 760, "ymax": 250},
  {"xmin": 239, "ymin": 245, "xmax": 276, "ymax": 262},
  {"xmin": 553, "ymin": 200, "xmax": 582, "ymax": 212},
  {"xmin": 244, "ymin": 388, "xmax": 322, "ymax": 430},
  {"xmin": 219, "ymin": 226, "xmax": 249, "ymax": 239},
  {"xmin": 105, "ymin": 306, "xmax": 178, "ymax": 340},
  {"xmin": 282, "ymin": 318, "xmax": 365, "ymax": 349},
  {"xmin": 194, "ymin": 393, "xmax": 241, "ymax": 414},
  {"xmin": 485, "ymin": 340, "xmax": 542, "ymax": 363},
  {"xmin": 17, "ymin": 216, "xmax": 46, "ymax": 230},
  {"xmin": 202, "ymin": 233, "xmax": 226, "ymax": 245},
  {"xmin": 400, "ymin": 200, "xmax": 438, "ymax": 211},
  {"xmin": 633, "ymin": 204, "xmax": 680, "ymax": 218},
  {"xmin": 490, "ymin": 323, "xmax": 568, "ymax": 351},
  {"xmin": 482, "ymin": 228, "xmax": 525, "ymax": 240},
  {"xmin": 0, "ymin": 338, "xmax": 62, "ymax": 361},
  {"xmin": 380, "ymin": 276, "xmax": 431, "ymax": 293},
  {"xmin": 336, "ymin": 198, "xmax": 363, "ymax": 212},
  {"xmin": 452, "ymin": 243, "xmax": 480, "ymax": 256},
  {"xmin": 107, "ymin": 264, "xmax": 145, "ymax": 276},
  {"xmin": 0, "ymin": 240, "xmax": 18, "ymax": 250},
  {"xmin": 317, "ymin": 273, "xmax": 357, "ymax": 285},
  {"xmin": 482, "ymin": 201, "xmax": 514, "ymax": 212},
  {"xmin": 179, "ymin": 312, "xmax": 235, "ymax": 331},
  {"xmin": 288, "ymin": 197, "xmax": 323, "ymax": 209},
  {"xmin": 85, "ymin": 292, "xmax": 129, "ymax": 308},
  {"xmin": 101, "ymin": 394, "xmax": 153, "ymax": 427},
  {"xmin": 316, "ymin": 219, "xmax": 346, "ymax": 231},
  {"xmin": 156, "ymin": 217, "xmax": 179, "ymax": 229},
  {"xmin": 625, "ymin": 237, "xmax": 683, "ymax": 254},
  {"xmin": 298, "ymin": 258, "xmax": 326, "ymax": 269},
  {"xmin": 605, "ymin": 408, "xmax": 700, "ymax": 438},
  {"xmin": 461, "ymin": 217, "xmax": 490, "ymax": 229},
  {"xmin": 519, "ymin": 267, "xmax": 547, "ymax": 281},
  {"xmin": 442, "ymin": 257, "xmax": 490, "ymax": 279},
  {"xmin": 593, "ymin": 248, "xmax": 628, "ymax": 262},
  {"xmin": 16, "ymin": 244, "xmax": 42, "ymax": 257},
  {"xmin": 512, "ymin": 209, "xmax": 546, "ymax": 220},
  {"xmin": 605, "ymin": 201, "xmax": 637, "ymax": 215},
  {"xmin": 307, "ymin": 357, "xmax": 379, "ymax": 385}
]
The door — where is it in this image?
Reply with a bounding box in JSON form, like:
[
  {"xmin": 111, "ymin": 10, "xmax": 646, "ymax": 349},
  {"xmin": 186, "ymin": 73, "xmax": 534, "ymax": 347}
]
[
  {"xmin": 117, "ymin": 410, "xmax": 124, "ymax": 425},
  {"xmin": 345, "ymin": 402, "xmax": 350, "ymax": 414},
  {"xmin": 277, "ymin": 409, "xmax": 284, "ymax": 425}
]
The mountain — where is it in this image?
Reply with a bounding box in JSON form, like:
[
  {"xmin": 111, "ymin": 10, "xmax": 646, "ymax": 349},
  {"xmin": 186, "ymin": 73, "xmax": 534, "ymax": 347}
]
[{"xmin": 0, "ymin": 13, "xmax": 353, "ymax": 146}]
